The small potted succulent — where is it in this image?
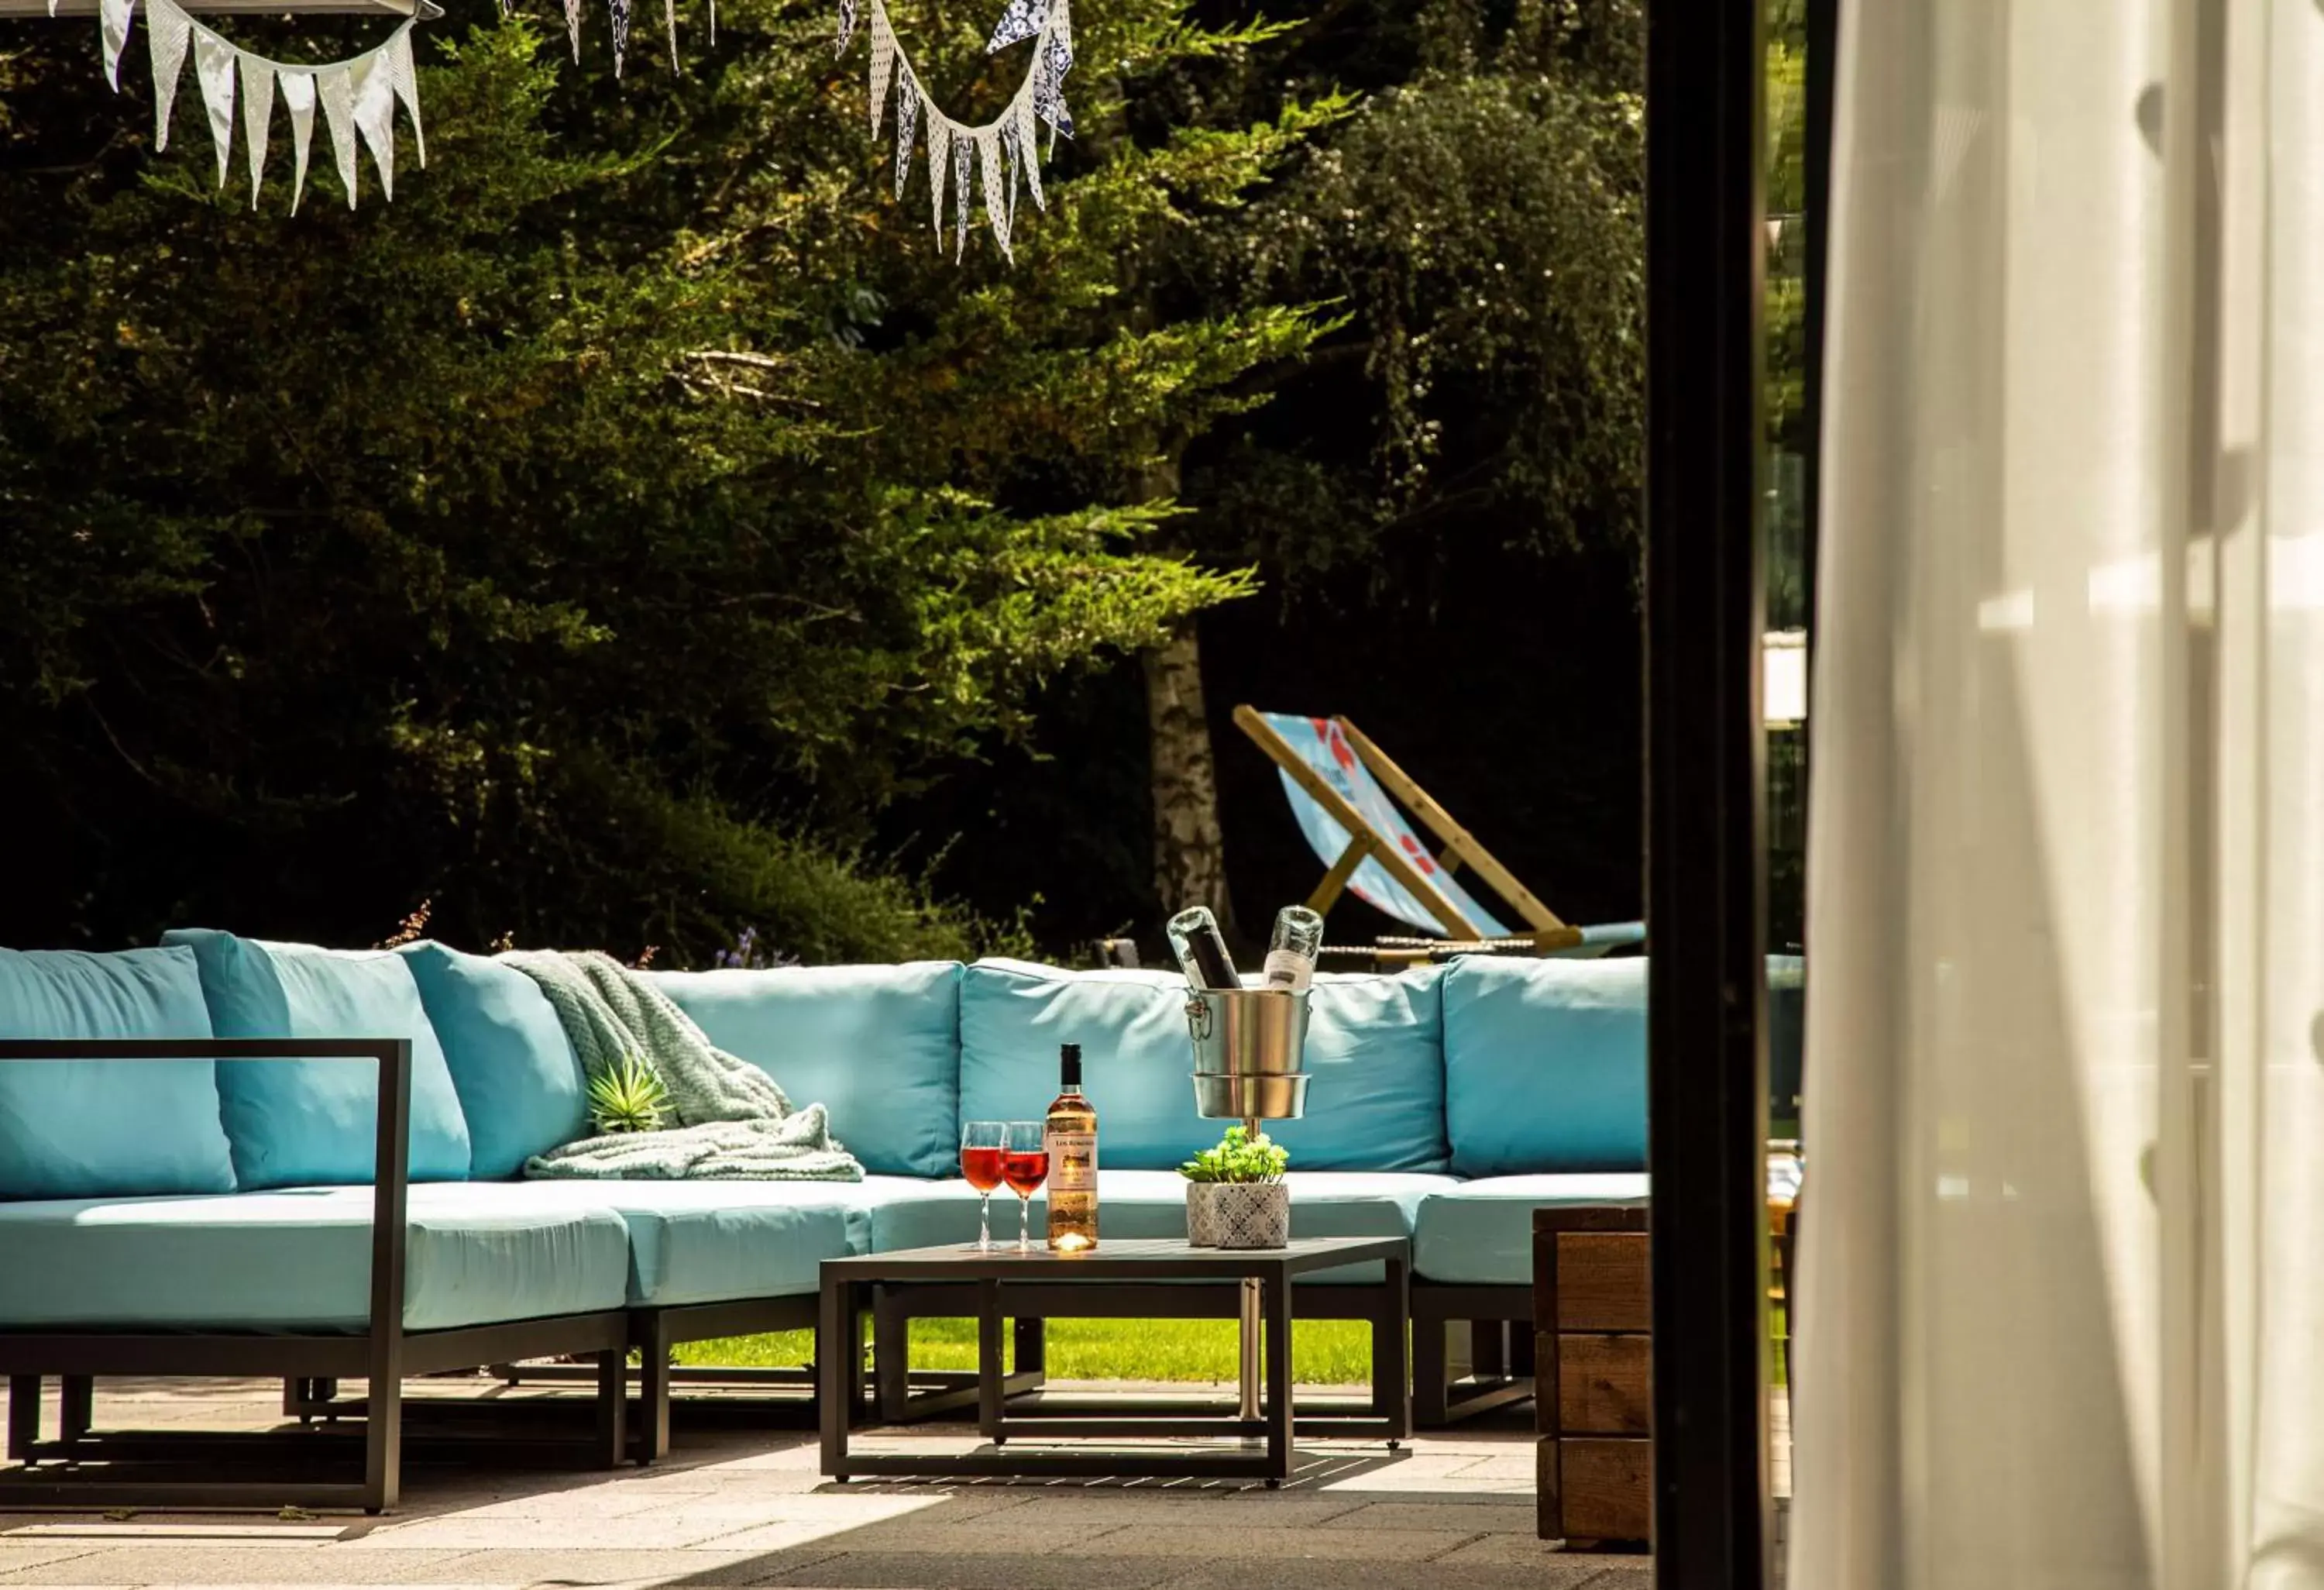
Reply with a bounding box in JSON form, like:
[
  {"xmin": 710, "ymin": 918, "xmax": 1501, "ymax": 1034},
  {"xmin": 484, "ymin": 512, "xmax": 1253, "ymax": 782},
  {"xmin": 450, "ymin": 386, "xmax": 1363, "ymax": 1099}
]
[{"xmin": 1178, "ymin": 1124, "xmax": 1291, "ymax": 1249}]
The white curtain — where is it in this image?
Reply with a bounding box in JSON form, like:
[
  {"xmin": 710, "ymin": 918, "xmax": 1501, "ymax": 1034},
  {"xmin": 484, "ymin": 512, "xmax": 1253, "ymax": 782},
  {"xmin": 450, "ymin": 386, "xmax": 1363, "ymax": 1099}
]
[{"xmin": 1790, "ymin": 0, "xmax": 2324, "ymax": 1586}]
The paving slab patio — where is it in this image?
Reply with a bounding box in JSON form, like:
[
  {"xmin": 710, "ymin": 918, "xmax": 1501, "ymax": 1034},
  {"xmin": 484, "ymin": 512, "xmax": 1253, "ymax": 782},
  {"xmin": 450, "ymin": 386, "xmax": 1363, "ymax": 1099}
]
[{"xmin": 0, "ymin": 1376, "xmax": 1676, "ymax": 1590}]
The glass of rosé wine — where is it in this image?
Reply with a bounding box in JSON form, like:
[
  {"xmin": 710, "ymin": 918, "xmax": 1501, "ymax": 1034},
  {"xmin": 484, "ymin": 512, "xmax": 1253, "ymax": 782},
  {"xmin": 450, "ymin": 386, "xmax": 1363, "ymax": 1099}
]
[
  {"xmin": 960, "ymin": 1120, "xmax": 1007, "ymax": 1252},
  {"xmin": 1002, "ymin": 1122, "xmax": 1050, "ymax": 1253}
]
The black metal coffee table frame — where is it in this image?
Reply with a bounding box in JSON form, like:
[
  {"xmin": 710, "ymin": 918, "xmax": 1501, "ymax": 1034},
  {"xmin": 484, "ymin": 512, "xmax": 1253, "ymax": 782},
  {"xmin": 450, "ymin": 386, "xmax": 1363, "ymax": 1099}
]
[{"xmin": 818, "ymin": 1236, "xmax": 1410, "ymax": 1485}]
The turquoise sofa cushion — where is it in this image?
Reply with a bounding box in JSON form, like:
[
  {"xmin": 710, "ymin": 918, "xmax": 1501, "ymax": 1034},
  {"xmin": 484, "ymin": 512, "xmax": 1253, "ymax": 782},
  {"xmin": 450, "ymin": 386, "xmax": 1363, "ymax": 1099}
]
[
  {"xmin": 1411, "ymin": 1172, "xmax": 1651, "ymax": 1284},
  {"xmin": 0, "ymin": 1184, "xmax": 630, "ymax": 1330},
  {"xmin": 163, "ymin": 930, "xmax": 472, "ymax": 1188},
  {"xmin": 481, "ymin": 1179, "xmax": 866, "ymax": 1306},
  {"xmin": 959, "ymin": 961, "xmax": 1191, "ymax": 1170},
  {"xmin": 1278, "ymin": 970, "xmax": 1448, "ymax": 1172},
  {"xmin": 399, "ymin": 942, "xmax": 589, "ymax": 1179},
  {"xmin": 864, "ymin": 1168, "xmax": 1454, "ymax": 1283},
  {"xmin": 959, "ymin": 960, "xmax": 1448, "ymax": 1172},
  {"xmin": 1442, "ymin": 956, "xmax": 1648, "ymax": 1176},
  {"xmin": 0, "ymin": 946, "xmax": 238, "ymax": 1199},
  {"xmin": 652, "ymin": 962, "xmax": 962, "ymax": 1179}
]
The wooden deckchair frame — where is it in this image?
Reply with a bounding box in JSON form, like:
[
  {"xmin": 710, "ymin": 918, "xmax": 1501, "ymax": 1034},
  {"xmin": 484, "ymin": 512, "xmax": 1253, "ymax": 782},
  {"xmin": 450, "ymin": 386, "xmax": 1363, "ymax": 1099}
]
[{"xmin": 1232, "ymin": 706, "xmax": 1584, "ymax": 952}]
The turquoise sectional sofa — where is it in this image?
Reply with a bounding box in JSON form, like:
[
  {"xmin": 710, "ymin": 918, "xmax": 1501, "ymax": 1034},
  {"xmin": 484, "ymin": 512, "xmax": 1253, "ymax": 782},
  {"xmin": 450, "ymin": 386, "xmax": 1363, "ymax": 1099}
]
[{"xmin": 0, "ymin": 931, "xmax": 1802, "ymax": 1510}]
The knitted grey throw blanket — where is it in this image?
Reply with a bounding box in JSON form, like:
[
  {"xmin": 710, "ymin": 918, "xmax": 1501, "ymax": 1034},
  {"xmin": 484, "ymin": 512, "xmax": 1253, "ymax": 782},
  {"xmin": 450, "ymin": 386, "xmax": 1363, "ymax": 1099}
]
[{"xmin": 504, "ymin": 950, "xmax": 862, "ymax": 1182}]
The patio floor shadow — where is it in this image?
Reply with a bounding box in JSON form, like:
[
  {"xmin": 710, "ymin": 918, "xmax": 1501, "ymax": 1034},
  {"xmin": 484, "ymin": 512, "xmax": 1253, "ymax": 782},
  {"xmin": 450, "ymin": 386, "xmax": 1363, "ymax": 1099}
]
[{"xmin": 0, "ymin": 1376, "xmax": 1671, "ymax": 1589}]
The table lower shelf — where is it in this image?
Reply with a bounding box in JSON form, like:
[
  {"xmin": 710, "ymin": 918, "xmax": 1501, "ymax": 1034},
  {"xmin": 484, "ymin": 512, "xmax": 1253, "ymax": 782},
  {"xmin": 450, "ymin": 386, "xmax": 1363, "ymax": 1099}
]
[{"xmin": 819, "ymin": 1252, "xmax": 1410, "ymax": 1485}]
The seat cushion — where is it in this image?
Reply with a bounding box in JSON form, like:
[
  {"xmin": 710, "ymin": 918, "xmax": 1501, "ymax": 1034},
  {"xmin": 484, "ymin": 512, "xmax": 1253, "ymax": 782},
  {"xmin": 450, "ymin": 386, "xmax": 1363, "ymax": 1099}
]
[
  {"xmin": 470, "ymin": 1179, "xmax": 867, "ymax": 1307},
  {"xmin": 0, "ymin": 1184, "xmax": 630, "ymax": 1331},
  {"xmin": 164, "ymin": 930, "xmax": 472, "ymax": 1188},
  {"xmin": 959, "ymin": 960, "xmax": 1449, "ymax": 1172},
  {"xmin": 1412, "ymin": 1172, "xmax": 1651, "ymax": 1285},
  {"xmin": 864, "ymin": 1168, "xmax": 1455, "ymax": 1282},
  {"xmin": 1442, "ymin": 957, "xmax": 1648, "ymax": 1176},
  {"xmin": 652, "ymin": 962, "xmax": 962, "ymax": 1179},
  {"xmin": 0, "ymin": 946, "xmax": 238, "ymax": 1199},
  {"xmin": 401, "ymin": 942, "xmax": 589, "ymax": 1179}
]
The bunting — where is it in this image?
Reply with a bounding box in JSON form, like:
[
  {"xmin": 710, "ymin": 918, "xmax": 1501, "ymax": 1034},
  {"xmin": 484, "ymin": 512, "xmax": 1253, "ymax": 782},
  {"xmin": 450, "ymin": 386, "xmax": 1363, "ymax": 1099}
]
[
  {"xmin": 841, "ymin": 0, "xmax": 1073, "ymax": 263},
  {"xmin": 98, "ymin": 0, "xmax": 425, "ymax": 212}
]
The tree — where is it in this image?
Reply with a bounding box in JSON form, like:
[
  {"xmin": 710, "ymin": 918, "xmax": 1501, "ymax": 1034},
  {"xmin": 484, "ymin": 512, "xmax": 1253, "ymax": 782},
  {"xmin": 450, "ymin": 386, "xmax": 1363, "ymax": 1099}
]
[
  {"xmin": 1105, "ymin": 0, "xmax": 1648, "ymax": 932},
  {"xmin": 0, "ymin": 0, "xmax": 1332, "ymax": 962}
]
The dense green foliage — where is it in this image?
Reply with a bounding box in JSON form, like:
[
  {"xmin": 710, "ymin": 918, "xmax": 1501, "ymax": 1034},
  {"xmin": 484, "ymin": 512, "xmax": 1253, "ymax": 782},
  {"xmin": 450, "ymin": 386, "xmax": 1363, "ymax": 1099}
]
[
  {"xmin": 0, "ymin": 2, "xmax": 1328, "ymax": 959},
  {"xmin": 0, "ymin": 0, "xmax": 1652, "ymax": 961},
  {"xmin": 1189, "ymin": 0, "xmax": 1645, "ymax": 583}
]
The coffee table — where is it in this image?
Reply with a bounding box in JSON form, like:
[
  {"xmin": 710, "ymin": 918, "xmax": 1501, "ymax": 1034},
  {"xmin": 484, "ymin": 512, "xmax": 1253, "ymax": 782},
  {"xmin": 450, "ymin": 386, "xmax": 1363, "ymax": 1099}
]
[{"xmin": 818, "ymin": 1236, "xmax": 1410, "ymax": 1485}]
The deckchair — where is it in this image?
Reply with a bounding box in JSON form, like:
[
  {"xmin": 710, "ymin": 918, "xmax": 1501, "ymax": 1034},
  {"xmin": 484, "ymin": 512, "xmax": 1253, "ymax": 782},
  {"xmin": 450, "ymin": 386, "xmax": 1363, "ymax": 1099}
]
[{"xmin": 1233, "ymin": 706, "xmax": 1647, "ymax": 959}]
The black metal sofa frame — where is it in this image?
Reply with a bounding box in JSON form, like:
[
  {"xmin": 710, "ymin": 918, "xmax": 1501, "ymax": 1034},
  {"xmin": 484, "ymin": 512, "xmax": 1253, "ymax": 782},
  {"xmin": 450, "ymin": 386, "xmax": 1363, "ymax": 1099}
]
[
  {"xmin": 0, "ymin": 1038, "xmax": 638, "ymax": 1513},
  {"xmin": 2, "ymin": 1040, "xmax": 1536, "ymax": 1513},
  {"xmin": 485, "ymin": 1279, "xmax": 1530, "ymax": 1436}
]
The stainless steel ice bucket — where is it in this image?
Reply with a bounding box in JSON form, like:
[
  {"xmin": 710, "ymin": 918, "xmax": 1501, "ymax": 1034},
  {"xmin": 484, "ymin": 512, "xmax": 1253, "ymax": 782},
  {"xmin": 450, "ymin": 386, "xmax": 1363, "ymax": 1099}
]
[
  {"xmin": 1185, "ymin": 987, "xmax": 1311, "ymax": 1119},
  {"xmin": 1191, "ymin": 1070, "xmax": 1311, "ymax": 1120}
]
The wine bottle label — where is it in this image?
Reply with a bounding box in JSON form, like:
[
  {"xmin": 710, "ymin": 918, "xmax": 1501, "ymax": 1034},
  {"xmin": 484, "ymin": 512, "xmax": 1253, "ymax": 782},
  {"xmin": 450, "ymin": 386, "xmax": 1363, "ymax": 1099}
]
[
  {"xmin": 1045, "ymin": 1130, "xmax": 1097, "ymax": 1192},
  {"xmin": 1261, "ymin": 950, "xmax": 1313, "ymax": 993}
]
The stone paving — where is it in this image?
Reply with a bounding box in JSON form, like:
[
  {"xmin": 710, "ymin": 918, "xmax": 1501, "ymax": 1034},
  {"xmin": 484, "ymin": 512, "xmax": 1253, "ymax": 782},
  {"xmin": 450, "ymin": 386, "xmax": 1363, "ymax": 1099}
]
[{"xmin": 0, "ymin": 1378, "xmax": 1663, "ymax": 1590}]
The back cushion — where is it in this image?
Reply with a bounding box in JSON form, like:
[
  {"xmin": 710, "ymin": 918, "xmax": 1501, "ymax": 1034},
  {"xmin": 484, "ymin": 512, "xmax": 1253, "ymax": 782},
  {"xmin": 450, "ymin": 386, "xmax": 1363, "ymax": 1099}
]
[
  {"xmin": 399, "ymin": 942, "xmax": 590, "ymax": 1179},
  {"xmin": 653, "ymin": 962, "xmax": 961, "ymax": 1178},
  {"xmin": 163, "ymin": 929, "xmax": 472, "ymax": 1188},
  {"xmin": 0, "ymin": 946, "xmax": 239, "ymax": 1199},
  {"xmin": 958, "ymin": 960, "xmax": 1448, "ymax": 1173},
  {"xmin": 1443, "ymin": 956, "xmax": 1647, "ymax": 1175}
]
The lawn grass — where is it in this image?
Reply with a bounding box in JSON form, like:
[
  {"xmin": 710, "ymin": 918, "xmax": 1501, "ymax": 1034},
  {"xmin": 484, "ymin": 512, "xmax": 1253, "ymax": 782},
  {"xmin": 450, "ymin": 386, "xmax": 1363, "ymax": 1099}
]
[
  {"xmin": 675, "ymin": 1317, "xmax": 1376, "ymax": 1384},
  {"xmin": 676, "ymin": 1309, "xmax": 1790, "ymax": 1388}
]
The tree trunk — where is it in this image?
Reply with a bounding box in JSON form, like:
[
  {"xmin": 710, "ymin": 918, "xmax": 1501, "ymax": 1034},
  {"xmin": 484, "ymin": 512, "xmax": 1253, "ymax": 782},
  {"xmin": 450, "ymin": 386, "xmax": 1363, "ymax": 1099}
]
[{"xmin": 1145, "ymin": 620, "xmax": 1237, "ymax": 938}]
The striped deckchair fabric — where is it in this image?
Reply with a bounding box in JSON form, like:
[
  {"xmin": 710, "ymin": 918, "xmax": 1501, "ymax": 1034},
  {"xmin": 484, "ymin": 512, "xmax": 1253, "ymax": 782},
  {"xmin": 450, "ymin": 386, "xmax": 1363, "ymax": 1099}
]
[{"xmin": 1234, "ymin": 706, "xmax": 1645, "ymax": 958}]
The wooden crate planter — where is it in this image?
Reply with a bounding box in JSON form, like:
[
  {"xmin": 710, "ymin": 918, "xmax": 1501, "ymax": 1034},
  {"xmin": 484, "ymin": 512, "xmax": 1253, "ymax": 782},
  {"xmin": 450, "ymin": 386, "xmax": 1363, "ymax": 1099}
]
[{"xmin": 1534, "ymin": 1205, "xmax": 1652, "ymax": 1547}]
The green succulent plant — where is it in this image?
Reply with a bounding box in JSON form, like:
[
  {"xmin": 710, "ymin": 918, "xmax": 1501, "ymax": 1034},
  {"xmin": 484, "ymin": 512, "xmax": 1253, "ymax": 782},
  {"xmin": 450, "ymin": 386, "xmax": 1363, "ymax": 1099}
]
[
  {"xmin": 588, "ymin": 1053, "xmax": 671, "ymax": 1135},
  {"xmin": 1177, "ymin": 1124, "xmax": 1290, "ymax": 1185}
]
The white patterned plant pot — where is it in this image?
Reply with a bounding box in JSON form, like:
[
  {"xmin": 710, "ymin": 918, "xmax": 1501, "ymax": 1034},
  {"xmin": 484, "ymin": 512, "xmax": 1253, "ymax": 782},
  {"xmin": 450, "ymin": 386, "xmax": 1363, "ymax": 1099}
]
[
  {"xmin": 1185, "ymin": 1182, "xmax": 1224, "ymax": 1246},
  {"xmin": 1213, "ymin": 1182, "xmax": 1291, "ymax": 1250}
]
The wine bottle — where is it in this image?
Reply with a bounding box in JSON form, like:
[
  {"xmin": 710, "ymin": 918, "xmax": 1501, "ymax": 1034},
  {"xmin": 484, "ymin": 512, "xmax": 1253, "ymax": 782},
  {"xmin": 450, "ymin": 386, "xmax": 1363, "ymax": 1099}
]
[
  {"xmin": 1262, "ymin": 904, "xmax": 1325, "ymax": 993},
  {"xmin": 1166, "ymin": 906, "xmax": 1239, "ymax": 991},
  {"xmin": 1044, "ymin": 1042, "xmax": 1099, "ymax": 1252}
]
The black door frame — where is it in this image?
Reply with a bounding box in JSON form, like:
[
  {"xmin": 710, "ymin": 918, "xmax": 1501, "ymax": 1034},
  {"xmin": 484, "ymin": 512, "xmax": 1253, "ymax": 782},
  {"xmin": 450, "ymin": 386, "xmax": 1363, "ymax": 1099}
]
[{"xmin": 1642, "ymin": 0, "xmax": 1835, "ymax": 1584}]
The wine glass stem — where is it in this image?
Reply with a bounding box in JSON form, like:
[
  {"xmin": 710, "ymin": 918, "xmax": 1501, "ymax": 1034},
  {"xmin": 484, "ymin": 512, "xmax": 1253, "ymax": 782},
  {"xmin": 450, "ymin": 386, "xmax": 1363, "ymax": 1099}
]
[
  {"xmin": 1018, "ymin": 1194, "xmax": 1033, "ymax": 1251},
  {"xmin": 979, "ymin": 1192, "xmax": 992, "ymax": 1252}
]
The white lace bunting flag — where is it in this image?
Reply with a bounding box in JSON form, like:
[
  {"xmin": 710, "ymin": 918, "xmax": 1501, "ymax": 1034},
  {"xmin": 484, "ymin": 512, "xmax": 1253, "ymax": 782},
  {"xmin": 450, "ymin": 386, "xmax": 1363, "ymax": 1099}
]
[
  {"xmin": 975, "ymin": 123, "xmax": 1009, "ymax": 260},
  {"xmin": 867, "ymin": 2, "xmax": 896, "ymax": 138},
  {"xmin": 101, "ymin": 0, "xmax": 133, "ymax": 90},
  {"xmin": 316, "ymin": 62, "xmax": 359, "ymax": 207},
  {"xmin": 192, "ymin": 26, "xmax": 237, "ymax": 188},
  {"xmin": 926, "ymin": 112, "xmax": 952, "ymax": 243},
  {"xmin": 1012, "ymin": 91, "xmax": 1042, "ymax": 211},
  {"xmin": 146, "ymin": 0, "xmax": 190, "ymax": 150},
  {"xmin": 386, "ymin": 26, "xmax": 424, "ymax": 164},
  {"xmin": 350, "ymin": 52, "xmax": 397, "ymax": 198},
  {"xmin": 238, "ymin": 53, "xmax": 275, "ymax": 204},
  {"xmin": 280, "ymin": 69, "xmax": 317, "ymax": 212}
]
